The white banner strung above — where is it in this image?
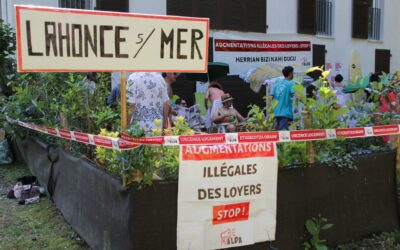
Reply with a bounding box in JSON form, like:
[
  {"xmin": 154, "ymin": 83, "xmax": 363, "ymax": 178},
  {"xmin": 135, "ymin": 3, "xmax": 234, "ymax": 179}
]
[
  {"xmin": 177, "ymin": 143, "xmax": 278, "ymax": 250},
  {"xmin": 213, "ymin": 37, "xmax": 312, "ymax": 75},
  {"xmin": 15, "ymin": 5, "xmax": 209, "ymax": 72}
]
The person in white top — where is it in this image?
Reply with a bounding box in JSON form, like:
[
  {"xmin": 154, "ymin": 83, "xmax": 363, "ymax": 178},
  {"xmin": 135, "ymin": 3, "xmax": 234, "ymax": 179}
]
[
  {"xmin": 332, "ymin": 74, "xmax": 350, "ymax": 108},
  {"xmin": 127, "ymin": 72, "xmax": 170, "ymax": 132}
]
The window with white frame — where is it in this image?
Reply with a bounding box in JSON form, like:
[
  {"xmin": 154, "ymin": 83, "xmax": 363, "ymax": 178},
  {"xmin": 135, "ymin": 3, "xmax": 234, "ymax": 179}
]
[
  {"xmin": 59, "ymin": 0, "xmax": 92, "ymax": 9},
  {"xmin": 368, "ymin": 0, "xmax": 383, "ymax": 40},
  {"xmin": 316, "ymin": 0, "xmax": 334, "ymax": 36}
]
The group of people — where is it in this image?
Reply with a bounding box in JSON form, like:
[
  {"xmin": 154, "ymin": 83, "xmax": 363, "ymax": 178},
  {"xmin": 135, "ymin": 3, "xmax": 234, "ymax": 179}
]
[
  {"xmin": 270, "ymin": 66, "xmax": 399, "ymax": 130},
  {"xmin": 271, "ymin": 66, "xmax": 356, "ymax": 130},
  {"xmin": 204, "ymin": 82, "xmax": 245, "ymax": 132},
  {"xmin": 109, "ymin": 65, "xmax": 393, "ymax": 134},
  {"xmin": 123, "ymin": 72, "xmax": 246, "ymax": 134}
]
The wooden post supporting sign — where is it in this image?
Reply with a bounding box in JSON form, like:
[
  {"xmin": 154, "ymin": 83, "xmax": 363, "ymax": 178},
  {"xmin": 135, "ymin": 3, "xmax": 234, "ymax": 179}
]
[{"xmin": 121, "ymin": 73, "xmax": 127, "ymax": 131}]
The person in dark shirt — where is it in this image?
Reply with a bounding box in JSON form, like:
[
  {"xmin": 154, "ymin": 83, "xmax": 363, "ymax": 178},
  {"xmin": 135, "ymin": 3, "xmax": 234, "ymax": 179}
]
[{"xmin": 107, "ymin": 85, "xmax": 120, "ymax": 106}]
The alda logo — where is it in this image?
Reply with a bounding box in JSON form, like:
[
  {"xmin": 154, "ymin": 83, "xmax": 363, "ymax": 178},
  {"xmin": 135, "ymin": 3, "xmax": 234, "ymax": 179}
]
[{"xmin": 220, "ymin": 228, "xmax": 242, "ymax": 247}]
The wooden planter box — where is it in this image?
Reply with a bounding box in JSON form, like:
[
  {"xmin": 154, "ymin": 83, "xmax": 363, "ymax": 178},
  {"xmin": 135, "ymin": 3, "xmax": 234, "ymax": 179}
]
[{"xmin": 14, "ymin": 137, "xmax": 400, "ymax": 250}]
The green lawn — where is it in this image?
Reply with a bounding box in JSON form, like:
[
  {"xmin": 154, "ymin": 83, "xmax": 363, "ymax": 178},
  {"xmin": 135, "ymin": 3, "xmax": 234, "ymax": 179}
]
[{"xmin": 0, "ymin": 163, "xmax": 88, "ymax": 250}]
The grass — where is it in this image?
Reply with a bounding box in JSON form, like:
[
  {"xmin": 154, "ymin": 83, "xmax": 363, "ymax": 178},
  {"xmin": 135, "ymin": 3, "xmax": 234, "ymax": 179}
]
[{"xmin": 0, "ymin": 162, "xmax": 89, "ymax": 250}]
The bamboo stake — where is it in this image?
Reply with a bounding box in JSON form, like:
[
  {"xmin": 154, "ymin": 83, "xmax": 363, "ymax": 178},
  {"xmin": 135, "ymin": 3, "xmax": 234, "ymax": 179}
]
[
  {"xmin": 120, "ymin": 72, "xmax": 128, "ymax": 186},
  {"xmin": 302, "ymin": 111, "xmax": 315, "ymax": 164},
  {"xmin": 121, "ymin": 73, "xmax": 127, "ymax": 131}
]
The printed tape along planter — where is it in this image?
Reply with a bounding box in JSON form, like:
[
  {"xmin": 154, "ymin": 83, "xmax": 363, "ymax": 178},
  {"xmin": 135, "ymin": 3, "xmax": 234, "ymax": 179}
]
[
  {"xmin": 14, "ymin": 136, "xmax": 400, "ymax": 250},
  {"xmin": 18, "ymin": 121, "xmax": 400, "ymax": 147}
]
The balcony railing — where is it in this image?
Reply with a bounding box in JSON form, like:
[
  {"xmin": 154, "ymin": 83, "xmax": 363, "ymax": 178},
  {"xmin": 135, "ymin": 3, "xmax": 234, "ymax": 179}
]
[
  {"xmin": 59, "ymin": 0, "xmax": 92, "ymax": 9},
  {"xmin": 316, "ymin": 0, "xmax": 333, "ymax": 36},
  {"xmin": 368, "ymin": 7, "xmax": 382, "ymax": 40}
]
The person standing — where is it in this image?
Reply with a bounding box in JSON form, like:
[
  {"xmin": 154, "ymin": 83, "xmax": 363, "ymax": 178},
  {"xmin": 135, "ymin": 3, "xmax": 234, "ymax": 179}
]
[
  {"xmin": 106, "ymin": 84, "xmax": 120, "ymax": 106},
  {"xmin": 332, "ymin": 74, "xmax": 350, "ymax": 108},
  {"xmin": 204, "ymin": 82, "xmax": 225, "ymax": 128},
  {"xmin": 83, "ymin": 72, "xmax": 96, "ymax": 95},
  {"xmin": 272, "ymin": 66, "xmax": 296, "ymax": 130},
  {"xmin": 127, "ymin": 72, "xmax": 170, "ymax": 132},
  {"xmin": 162, "ymin": 72, "xmax": 178, "ymax": 99},
  {"xmin": 162, "ymin": 73, "xmax": 178, "ymax": 127}
]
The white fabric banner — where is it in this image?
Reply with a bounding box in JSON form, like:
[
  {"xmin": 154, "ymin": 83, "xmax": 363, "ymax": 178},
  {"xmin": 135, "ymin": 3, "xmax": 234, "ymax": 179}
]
[
  {"xmin": 177, "ymin": 143, "xmax": 278, "ymax": 250},
  {"xmin": 213, "ymin": 35, "xmax": 312, "ymax": 75}
]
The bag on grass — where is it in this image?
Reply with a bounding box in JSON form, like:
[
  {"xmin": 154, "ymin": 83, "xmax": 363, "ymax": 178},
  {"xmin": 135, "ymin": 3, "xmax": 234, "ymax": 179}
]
[{"xmin": 0, "ymin": 138, "xmax": 13, "ymax": 164}]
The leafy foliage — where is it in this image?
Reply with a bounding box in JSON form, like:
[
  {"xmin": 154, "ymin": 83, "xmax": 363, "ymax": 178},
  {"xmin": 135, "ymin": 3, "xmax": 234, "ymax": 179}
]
[
  {"xmin": 304, "ymin": 214, "xmax": 333, "ymax": 250},
  {"xmin": 0, "ymin": 19, "xmax": 16, "ymax": 96},
  {"xmin": 278, "ymin": 142, "xmax": 307, "ymax": 167},
  {"xmin": 95, "ymin": 129, "xmax": 121, "ymax": 177},
  {"xmin": 115, "ymin": 117, "xmax": 195, "ymax": 186},
  {"xmin": 244, "ymin": 96, "xmax": 276, "ymax": 131}
]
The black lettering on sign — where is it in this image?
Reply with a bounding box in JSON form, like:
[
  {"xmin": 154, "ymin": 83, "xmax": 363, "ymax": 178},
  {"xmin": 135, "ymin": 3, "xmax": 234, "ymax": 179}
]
[
  {"xmin": 136, "ymin": 33, "xmax": 144, "ymax": 44},
  {"xmin": 177, "ymin": 28, "xmax": 187, "ymax": 59},
  {"xmin": 84, "ymin": 25, "xmax": 97, "ymax": 57},
  {"xmin": 44, "ymin": 21, "xmax": 57, "ymax": 56},
  {"xmin": 58, "ymin": 23, "xmax": 71, "ymax": 57},
  {"xmin": 198, "ymin": 189, "xmax": 206, "ymax": 200},
  {"xmin": 26, "ymin": 20, "xmax": 43, "ymax": 56},
  {"xmin": 160, "ymin": 29, "xmax": 174, "ymax": 59},
  {"xmin": 72, "ymin": 24, "xmax": 83, "ymax": 57},
  {"xmin": 100, "ymin": 25, "xmax": 113, "ymax": 58},
  {"xmin": 191, "ymin": 29, "xmax": 203, "ymax": 59},
  {"xmin": 115, "ymin": 26, "xmax": 128, "ymax": 58}
]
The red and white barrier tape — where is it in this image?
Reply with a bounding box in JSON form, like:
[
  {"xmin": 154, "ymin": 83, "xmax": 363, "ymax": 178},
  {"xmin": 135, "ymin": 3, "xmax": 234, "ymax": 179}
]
[
  {"xmin": 18, "ymin": 121, "xmax": 400, "ymax": 149},
  {"xmin": 122, "ymin": 124, "xmax": 400, "ymax": 145},
  {"xmin": 17, "ymin": 121, "xmax": 139, "ymax": 150}
]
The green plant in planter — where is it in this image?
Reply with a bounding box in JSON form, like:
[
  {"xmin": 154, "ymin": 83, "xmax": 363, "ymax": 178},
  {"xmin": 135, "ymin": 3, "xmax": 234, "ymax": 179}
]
[
  {"xmin": 304, "ymin": 214, "xmax": 333, "ymax": 250},
  {"xmin": 304, "ymin": 87, "xmax": 348, "ymax": 129},
  {"xmin": 120, "ymin": 117, "xmax": 195, "ymax": 186},
  {"xmin": 278, "ymin": 142, "xmax": 306, "ymax": 167},
  {"xmin": 95, "ymin": 129, "xmax": 121, "ymax": 177},
  {"xmin": 157, "ymin": 117, "xmax": 194, "ymax": 179},
  {"xmin": 90, "ymin": 106, "xmax": 120, "ymax": 132},
  {"xmin": 244, "ymin": 96, "xmax": 277, "ymax": 132}
]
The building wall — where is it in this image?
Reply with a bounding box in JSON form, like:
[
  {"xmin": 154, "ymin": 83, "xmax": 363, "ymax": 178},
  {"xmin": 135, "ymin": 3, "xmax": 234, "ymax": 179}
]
[
  {"xmin": 2, "ymin": 0, "xmax": 398, "ymax": 81},
  {"xmin": 129, "ymin": 0, "xmax": 165, "ymax": 15},
  {"xmin": 1, "ymin": 0, "xmax": 58, "ymax": 27},
  {"xmin": 128, "ymin": 0, "xmax": 399, "ymax": 80},
  {"xmin": 265, "ymin": 0, "xmax": 399, "ymax": 80}
]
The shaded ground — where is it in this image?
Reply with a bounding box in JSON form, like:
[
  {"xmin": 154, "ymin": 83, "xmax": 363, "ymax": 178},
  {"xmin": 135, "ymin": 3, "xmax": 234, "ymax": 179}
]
[
  {"xmin": 336, "ymin": 231, "xmax": 400, "ymax": 250},
  {"xmin": 0, "ymin": 163, "xmax": 88, "ymax": 250}
]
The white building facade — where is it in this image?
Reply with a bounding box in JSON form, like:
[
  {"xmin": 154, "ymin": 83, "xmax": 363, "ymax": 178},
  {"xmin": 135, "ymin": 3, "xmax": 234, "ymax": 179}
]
[{"xmin": 2, "ymin": 0, "xmax": 399, "ymax": 81}]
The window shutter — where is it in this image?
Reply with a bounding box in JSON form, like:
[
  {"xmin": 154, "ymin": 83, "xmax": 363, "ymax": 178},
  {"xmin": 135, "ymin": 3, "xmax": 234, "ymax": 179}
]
[
  {"xmin": 194, "ymin": 0, "xmax": 219, "ymax": 29},
  {"xmin": 220, "ymin": 0, "xmax": 245, "ymax": 31},
  {"xmin": 243, "ymin": 0, "xmax": 267, "ymax": 33},
  {"xmin": 298, "ymin": 0, "xmax": 316, "ymax": 34},
  {"xmin": 208, "ymin": 37, "xmax": 214, "ymax": 62},
  {"xmin": 352, "ymin": 0, "xmax": 371, "ymax": 39},
  {"xmin": 375, "ymin": 49, "xmax": 391, "ymax": 74},
  {"xmin": 96, "ymin": 0, "xmax": 129, "ymax": 12},
  {"xmin": 167, "ymin": 0, "xmax": 193, "ymax": 16},
  {"xmin": 167, "ymin": 0, "xmax": 266, "ymax": 33},
  {"xmin": 312, "ymin": 44, "xmax": 325, "ymax": 67}
]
